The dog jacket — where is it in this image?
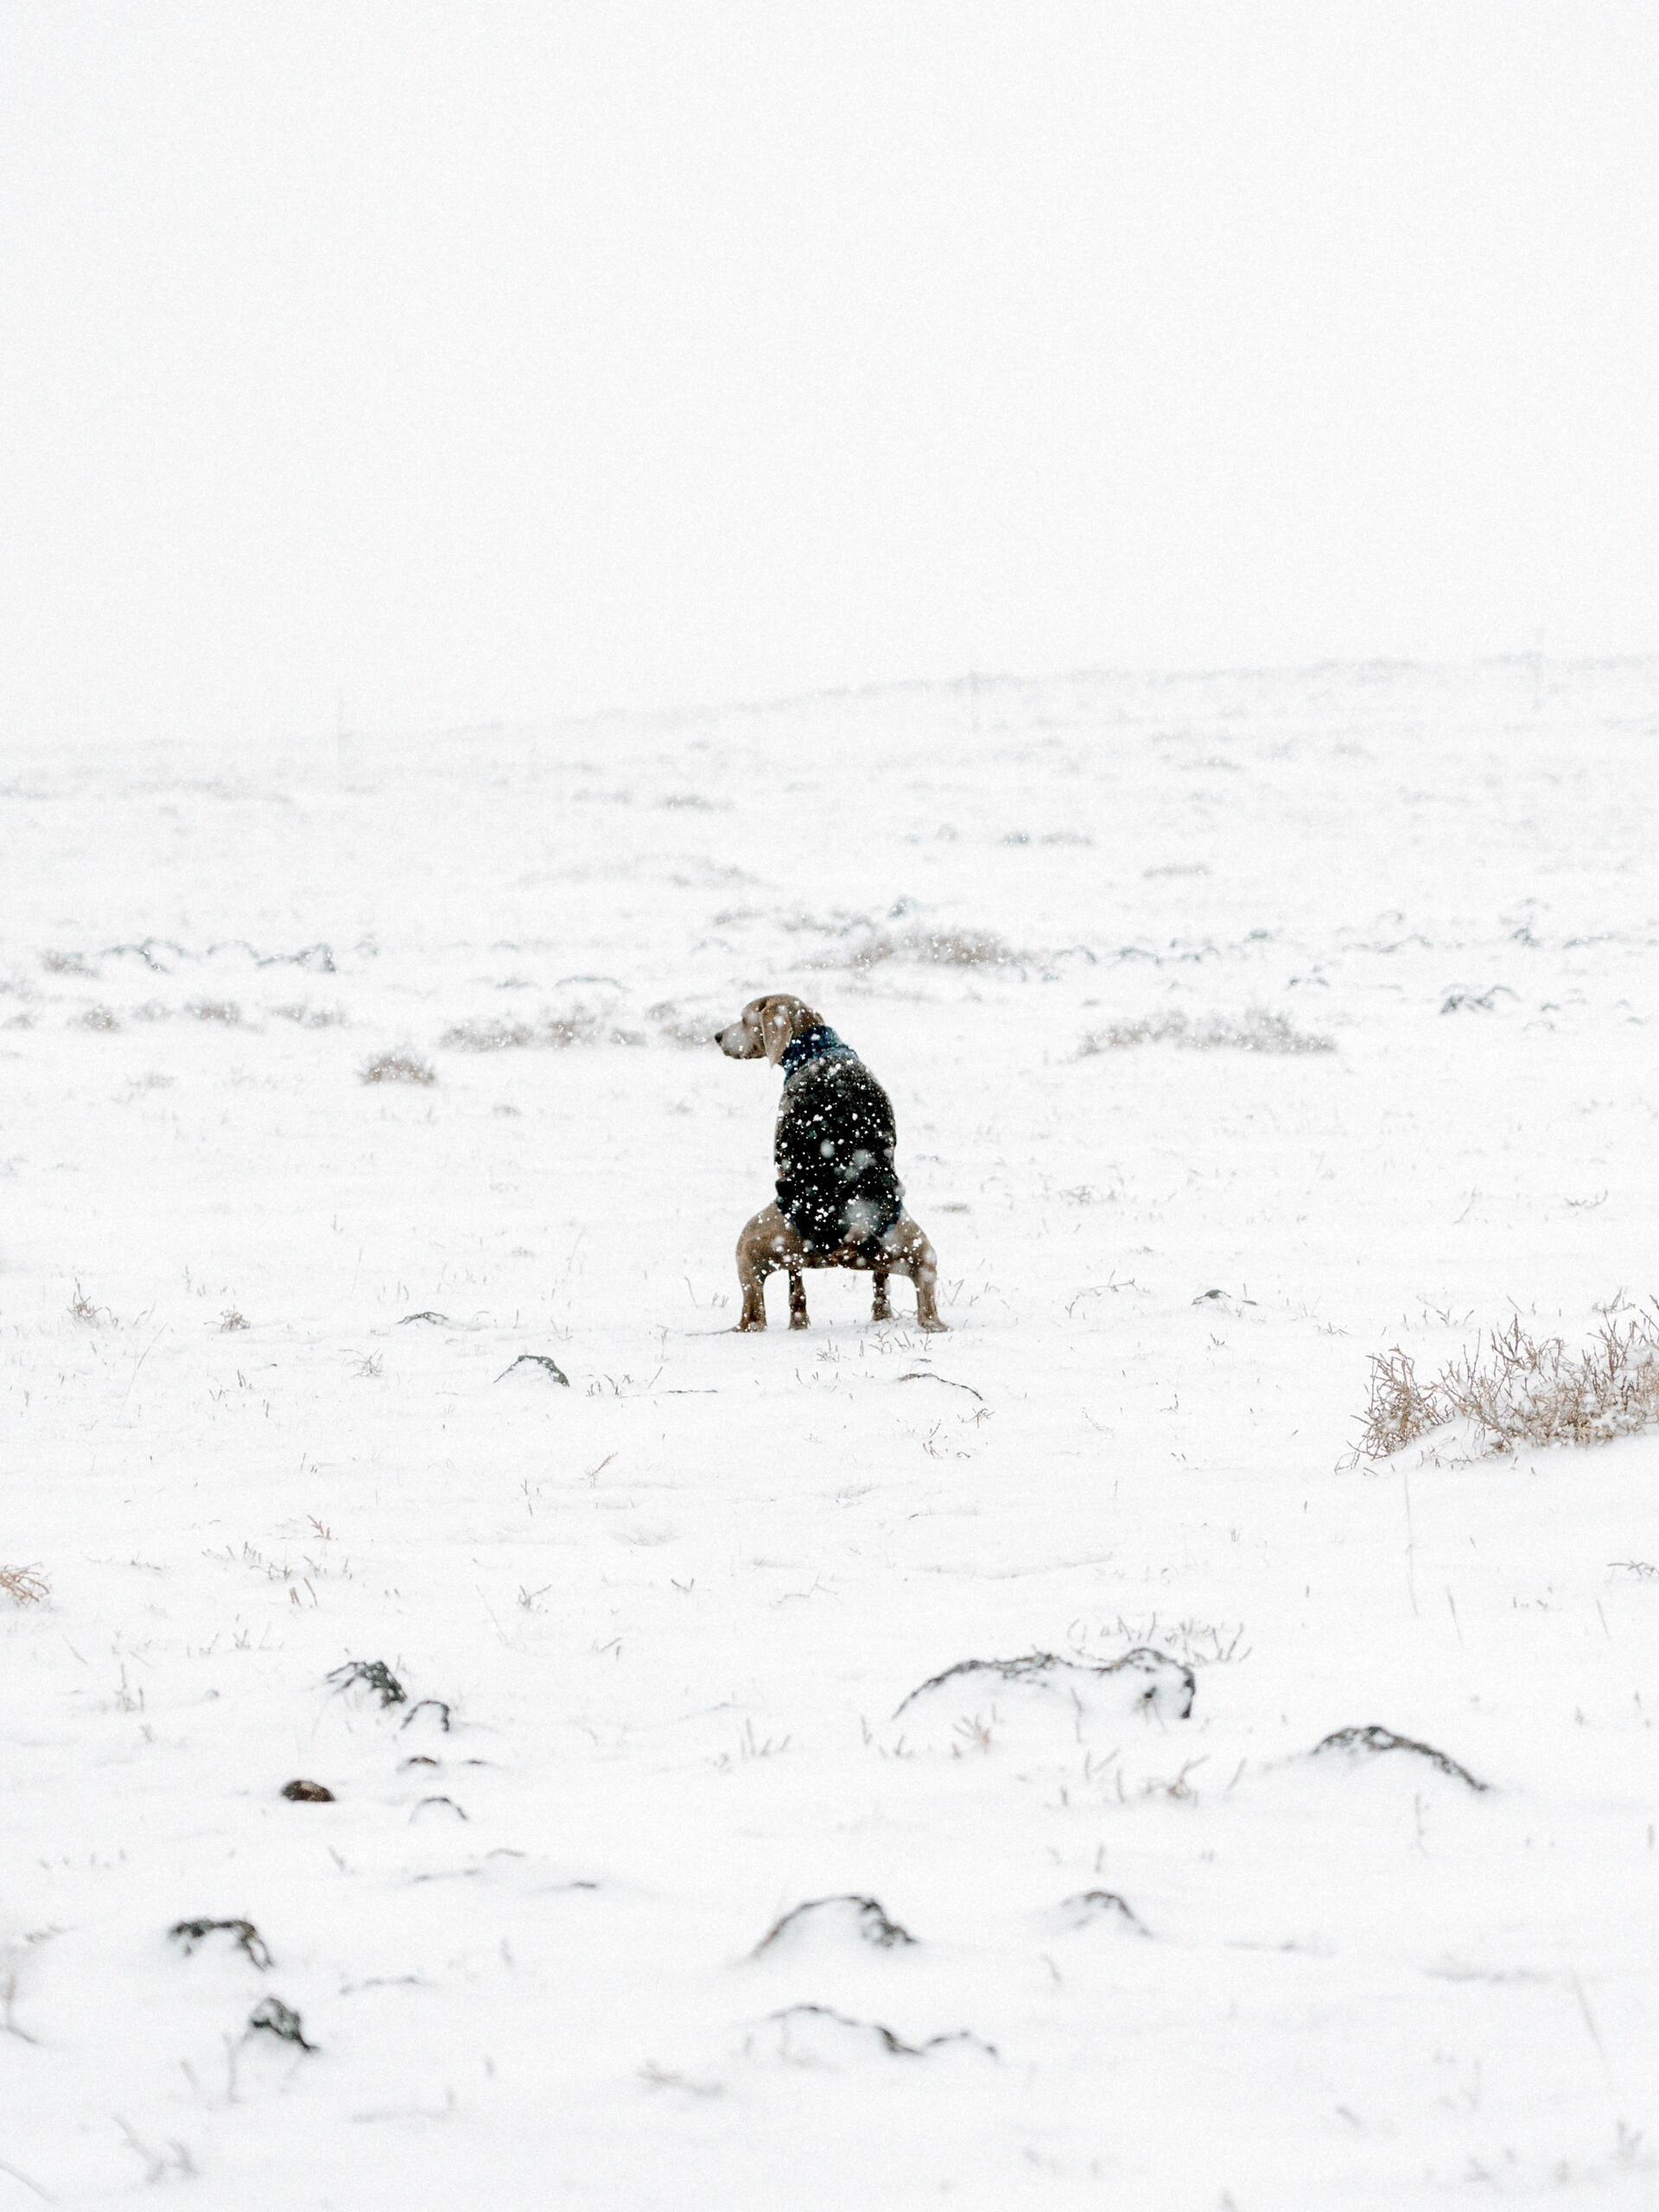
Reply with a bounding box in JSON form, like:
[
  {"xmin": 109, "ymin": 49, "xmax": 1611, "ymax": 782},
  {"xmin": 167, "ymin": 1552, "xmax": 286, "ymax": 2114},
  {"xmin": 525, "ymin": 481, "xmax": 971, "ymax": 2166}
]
[{"xmin": 775, "ymin": 1026, "xmax": 906, "ymax": 1254}]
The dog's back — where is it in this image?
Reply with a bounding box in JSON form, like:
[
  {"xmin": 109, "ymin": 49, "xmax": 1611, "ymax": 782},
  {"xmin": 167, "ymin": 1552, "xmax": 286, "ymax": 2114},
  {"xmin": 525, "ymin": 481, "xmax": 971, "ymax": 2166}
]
[{"xmin": 776, "ymin": 1053, "xmax": 905, "ymax": 1254}]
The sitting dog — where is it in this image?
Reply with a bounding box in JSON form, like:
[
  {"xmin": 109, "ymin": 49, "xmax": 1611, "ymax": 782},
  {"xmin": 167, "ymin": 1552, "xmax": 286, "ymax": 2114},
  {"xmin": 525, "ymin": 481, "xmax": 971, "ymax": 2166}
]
[{"xmin": 715, "ymin": 994, "xmax": 945, "ymax": 1332}]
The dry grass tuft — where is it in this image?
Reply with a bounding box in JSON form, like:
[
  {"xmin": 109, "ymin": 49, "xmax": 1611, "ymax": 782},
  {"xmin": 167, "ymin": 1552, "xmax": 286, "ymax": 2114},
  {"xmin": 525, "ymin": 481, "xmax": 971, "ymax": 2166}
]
[
  {"xmin": 1349, "ymin": 1306, "xmax": 1659, "ymax": 1463},
  {"xmin": 834, "ymin": 922, "xmax": 1023, "ymax": 971},
  {"xmin": 360, "ymin": 1050, "xmax": 436, "ymax": 1086},
  {"xmin": 648, "ymin": 1001, "xmax": 715, "ymax": 1048},
  {"xmin": 41, "ymin": 949, "xmax": 95, "ymax": 976},
  {"xmin": 1080, "ymin": 1008, "xmax": 1333, "ymax": 1056},
  {"xmin": 440, "ymin": 1007, "xmax": 646, "ymax": 1052},
  {"xmin": 77, "ymin": 1005, "xmax": 122, "ymax": 1033},
  {"xmin": 185, "ymin": 998, "xmax": 244, "ymax": 1025},
  {"xmin": 270, "ymin": 1001, "xmax": 347, "ymax": 1027},
  {"xmin": 0, "ymin": 1564, "xmax": 48, "ymax": 1606},
  {"xmin": 441, "ymin": 1018, "xmax": 538, "ymax": 1052}
]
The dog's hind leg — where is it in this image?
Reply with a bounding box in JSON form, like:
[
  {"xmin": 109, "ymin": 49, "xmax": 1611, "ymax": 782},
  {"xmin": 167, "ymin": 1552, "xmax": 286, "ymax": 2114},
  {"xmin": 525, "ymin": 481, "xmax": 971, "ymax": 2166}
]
[
  {"xmin": 884, "ymin": 1216, "xmax": 947, "ymax": 1332},
  {"xmin": 909, "ymin": 1246, "xmax": 945, "ymax": 1332},
  {"xmin": 871, "ymin": 1266, "xmax": 893, "ymax": 1323}
]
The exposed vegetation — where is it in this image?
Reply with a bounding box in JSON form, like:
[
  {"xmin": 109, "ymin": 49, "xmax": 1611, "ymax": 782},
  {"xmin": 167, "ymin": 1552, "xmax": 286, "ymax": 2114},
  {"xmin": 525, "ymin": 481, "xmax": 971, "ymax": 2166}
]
[
  {"xmin": 1080, "ymin": 1008, "xmax": 1333, "ymax": 1055},
  {"xmin": 359, "ymin": 1050, "xmax": 436, "ymax": 1085},
  {"xmin": 0, "ymin": 1564, "xmax": 48, "ymax": 1607},
  {"xmin": 1349, "ymin": 1306, "xmax": 1659, "ymax": 1463},
  {"xmin": 842, "ymin": 923, "xmax": 1023, "ymax": 970},
  {"xmin": 439, "ymin": 1008, "xmax": 646, "ymax": 1051}
]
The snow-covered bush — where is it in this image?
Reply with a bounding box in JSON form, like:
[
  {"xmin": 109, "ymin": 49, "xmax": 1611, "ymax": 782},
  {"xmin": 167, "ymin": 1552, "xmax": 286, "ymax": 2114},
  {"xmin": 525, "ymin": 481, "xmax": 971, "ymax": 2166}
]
[{"xmin": 1350, "ymin": 1307, "xmax": 1659, "ymax": 1462}]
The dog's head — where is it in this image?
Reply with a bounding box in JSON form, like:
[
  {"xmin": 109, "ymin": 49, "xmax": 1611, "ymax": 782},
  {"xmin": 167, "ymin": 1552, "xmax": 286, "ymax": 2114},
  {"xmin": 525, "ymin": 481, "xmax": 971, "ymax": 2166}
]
[{"xmin": 714, "ymin": 995, "xmax": 822, "ymax": 1067}]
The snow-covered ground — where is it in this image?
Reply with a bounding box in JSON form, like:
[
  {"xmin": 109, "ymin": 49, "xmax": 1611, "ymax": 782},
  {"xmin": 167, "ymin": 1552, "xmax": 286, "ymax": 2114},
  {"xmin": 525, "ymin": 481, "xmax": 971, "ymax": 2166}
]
[{"xmin": 3, "ymin": 658, "xmax": 1658, "ymax": 2209}]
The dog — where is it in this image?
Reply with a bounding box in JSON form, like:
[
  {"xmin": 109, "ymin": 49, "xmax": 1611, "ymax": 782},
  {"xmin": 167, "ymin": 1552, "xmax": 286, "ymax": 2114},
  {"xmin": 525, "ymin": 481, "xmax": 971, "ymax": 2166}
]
[{"xmin": 715, "ymin": 994, "xmax": 945, "ymax": 1332}]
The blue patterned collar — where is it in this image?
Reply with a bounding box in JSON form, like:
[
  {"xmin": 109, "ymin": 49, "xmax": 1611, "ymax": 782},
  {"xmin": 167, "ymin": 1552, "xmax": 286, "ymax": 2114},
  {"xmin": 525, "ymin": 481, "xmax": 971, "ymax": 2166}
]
[{"xmin": 781, "ymin": 1023, "xmax": 858, "ymax": 1080}]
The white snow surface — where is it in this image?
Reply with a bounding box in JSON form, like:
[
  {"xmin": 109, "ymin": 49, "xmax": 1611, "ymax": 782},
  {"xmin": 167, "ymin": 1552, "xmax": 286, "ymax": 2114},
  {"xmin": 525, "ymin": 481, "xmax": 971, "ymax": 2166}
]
[{"xmin": 3, "ymin": 660, "xmax": 1658, "ymax": 2208}]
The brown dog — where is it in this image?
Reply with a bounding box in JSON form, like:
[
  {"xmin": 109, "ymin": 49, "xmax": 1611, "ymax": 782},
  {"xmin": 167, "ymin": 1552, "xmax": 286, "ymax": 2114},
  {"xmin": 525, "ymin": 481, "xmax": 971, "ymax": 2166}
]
[{"xmin": 715, "ymin": 994, "xmax": 945, "ymax": 1332}]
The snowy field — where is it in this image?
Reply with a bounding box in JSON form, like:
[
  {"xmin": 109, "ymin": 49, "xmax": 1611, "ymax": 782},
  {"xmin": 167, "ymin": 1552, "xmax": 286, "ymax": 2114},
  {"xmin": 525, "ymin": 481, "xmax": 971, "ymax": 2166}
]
[{"xmin": 4, "ymin": 658, "xmax": 1659, "ymax": 2209}]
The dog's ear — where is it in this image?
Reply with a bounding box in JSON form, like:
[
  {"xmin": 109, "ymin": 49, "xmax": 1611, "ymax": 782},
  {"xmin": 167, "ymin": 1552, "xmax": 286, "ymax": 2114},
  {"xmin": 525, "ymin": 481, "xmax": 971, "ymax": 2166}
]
[{"xmin": 760, "ymin": 998, "xmax": 797, "ymax": 1066}]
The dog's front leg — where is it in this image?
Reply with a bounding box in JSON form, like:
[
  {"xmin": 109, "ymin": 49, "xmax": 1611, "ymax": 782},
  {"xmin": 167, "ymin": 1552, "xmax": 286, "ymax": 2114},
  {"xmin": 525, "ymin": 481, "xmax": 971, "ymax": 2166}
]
[
  {"xmin": 734, "ymin": 1209, "xmax": 772, "ymax": 1330},
  {"xmin": 734, "ymin": 1204, "xmax": 804, "ymax": 1334},
  {"xmin": 787, "ymin": 1269, "xmax": 809, "ymax": 1329}
]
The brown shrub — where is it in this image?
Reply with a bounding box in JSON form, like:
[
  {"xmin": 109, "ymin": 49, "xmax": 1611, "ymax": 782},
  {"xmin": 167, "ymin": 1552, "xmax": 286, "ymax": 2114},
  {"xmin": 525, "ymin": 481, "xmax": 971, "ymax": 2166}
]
[
  {"xmin": 360, "ymin": 1050, "xmax": 436, "ymax": 1085},
  {"xmin": 1349, "ymin": 1306, "xmax": 1659, "ymax": 1463},
  {"xmin": 1, "ymin": 1564, "xmax": 48, "ymax": 1606}
]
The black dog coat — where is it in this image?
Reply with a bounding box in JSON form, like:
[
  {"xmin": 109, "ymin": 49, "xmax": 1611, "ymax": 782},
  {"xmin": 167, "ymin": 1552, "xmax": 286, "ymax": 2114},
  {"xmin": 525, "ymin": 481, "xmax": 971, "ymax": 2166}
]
[{"xmin": 774, "ymin": 1026, "xmax": 906, "ymax": 1255}]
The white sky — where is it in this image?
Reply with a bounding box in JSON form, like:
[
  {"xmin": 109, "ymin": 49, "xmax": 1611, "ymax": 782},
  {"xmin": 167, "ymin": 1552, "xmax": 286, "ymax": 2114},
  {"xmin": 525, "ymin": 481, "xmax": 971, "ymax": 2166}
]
[{"xmin": 3, "ymin": 1, "xmax": 1656, "ymax": 745}]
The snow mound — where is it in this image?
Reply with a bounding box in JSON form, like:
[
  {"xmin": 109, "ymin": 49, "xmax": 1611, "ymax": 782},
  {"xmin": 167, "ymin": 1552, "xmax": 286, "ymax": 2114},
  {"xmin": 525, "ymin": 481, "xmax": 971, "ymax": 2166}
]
[
  {"xmin": 889, "ymin": 1646, "xmax": 1195, "ymax": 1754},
  {"xmin": 493, "ymin": 1351, "xmax": 571, "ymax": 1388},
  {"xmin": 398, "ymin": 1696, "xmax": 455, "ymax": 1746},
  {"xmin": 1307, "ymin": 1725, "xmax": 1489, "ymax": 1793},
  {"xmin": 753, "ymin": 1894, "xmax": 917, "ymax": 1959},
  {"xmin": 1051, "ymin": 1889, "xmax": 1151, "ymax": 1937},
  {"xmin": 168, "ymin": 1916, "xmax": 273, "ymax": 1969},
  {"xmin": 751, "ymin": 2004, "xmax": 997, "ymax": 2069}
]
